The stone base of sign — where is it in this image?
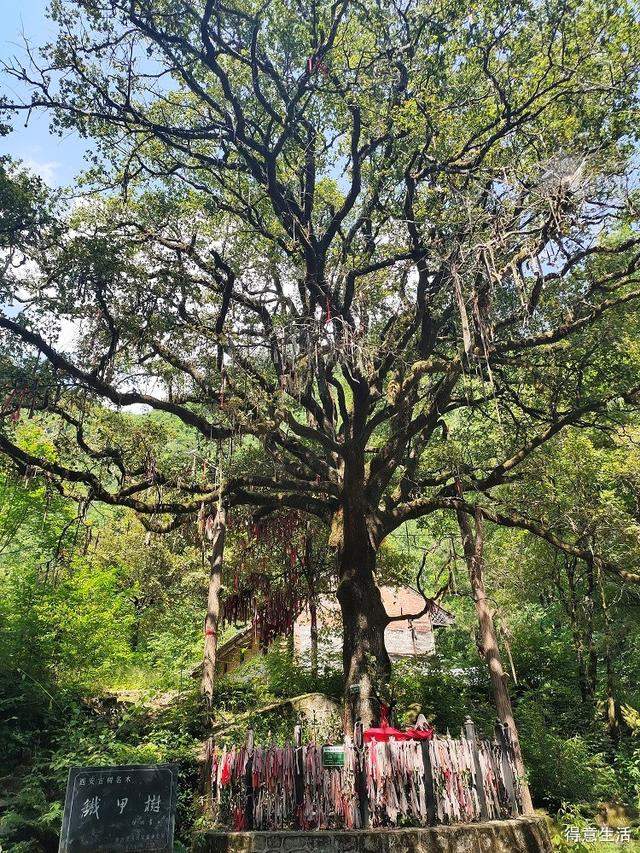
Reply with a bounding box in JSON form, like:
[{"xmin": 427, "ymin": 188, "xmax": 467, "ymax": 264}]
[{"xmin": 193, "ymin": 815, "xmax": 552, "ymax": 853}]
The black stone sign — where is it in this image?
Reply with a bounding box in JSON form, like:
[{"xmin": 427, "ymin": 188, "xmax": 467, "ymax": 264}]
[{"xmin": 59, "ymin": 764, "xmax": 178, "ymax": 853}]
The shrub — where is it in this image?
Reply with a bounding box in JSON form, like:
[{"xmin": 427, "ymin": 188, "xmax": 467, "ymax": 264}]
[
  {"xmin": 614, "ymin": 739, "xmax": 640, "ymax": 811},
  {"xmin": 518, "ymin": 704, "xmax": 620, "ymax": 809},
  {"xmin": 262, "ymin": 643, "xmax": 343, "ymax": 701}
]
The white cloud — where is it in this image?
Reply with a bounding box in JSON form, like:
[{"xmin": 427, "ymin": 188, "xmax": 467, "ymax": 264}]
[
  {"xmin": 21, "ymin": 157, "xmax": 60, "ymax": 186},
  {"xmin": 56, "ymin": 316, "xmax": 79, "ymax": 350}
]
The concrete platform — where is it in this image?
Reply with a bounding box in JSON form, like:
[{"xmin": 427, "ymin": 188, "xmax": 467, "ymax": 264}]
[{"xmin": 193, "ymin": 815, "xmax": 552, "ymax": 853}]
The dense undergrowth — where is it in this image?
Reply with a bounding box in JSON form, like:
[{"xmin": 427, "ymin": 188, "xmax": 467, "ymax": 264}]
[{"xmin": 2, "ymin": 640, "xmax": 639, "ymax": 850}]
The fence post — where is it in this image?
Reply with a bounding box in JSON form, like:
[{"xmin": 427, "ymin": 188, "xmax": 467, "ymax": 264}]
[
  {"xmin": 420, "ymin": 739, "xmax": 437, "ymax": 825},
  {"xmin": 245, "ymin": 729, "xmax": 254, "ymax": 830},
  {"xmin": 464, "ymin": 716, "xmax": 489, "ymax": 821},
  {"xmin": 353, "ymin": 720, "xmax": 369, "ymax": 829},
  {"xmin": 495, "ymin": 720, "xmax": 519, "ymax": 817},
  {"xmin": 294, "ymin": 723, "xmax": 304, "ymax": 829}
]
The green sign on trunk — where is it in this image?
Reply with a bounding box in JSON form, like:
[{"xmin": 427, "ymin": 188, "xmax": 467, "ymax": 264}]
[{"xmin": 322, "ymin": 745, "xmax": 345, "ymax": 768}]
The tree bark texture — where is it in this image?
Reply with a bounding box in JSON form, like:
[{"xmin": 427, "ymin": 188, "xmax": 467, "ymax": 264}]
[
  {"xmin": 455, "ymin": 499, "xmax": 534, "ymax": 814},
  {"xmin": 336, "ymin": 451, "xmax": 391, "ymax": 732},
  {"xmin": 201, "ymin": 506, "xmax": 226, "ymax": 705}
]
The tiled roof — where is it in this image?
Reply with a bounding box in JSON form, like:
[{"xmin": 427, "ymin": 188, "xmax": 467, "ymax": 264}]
[{"xmin": 294, "ymin": 586, "xmax": 454, "ymax": 660}]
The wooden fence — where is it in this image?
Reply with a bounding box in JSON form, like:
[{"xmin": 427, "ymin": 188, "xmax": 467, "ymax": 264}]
[{"xmin": 209, "ymin": 717, "xmax": 522, "ymax": 831}]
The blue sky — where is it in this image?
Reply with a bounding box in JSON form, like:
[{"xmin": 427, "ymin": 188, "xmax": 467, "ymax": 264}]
[{"xmin": 0, "ymin": 0, "xmax": 89, "ymax": 187}]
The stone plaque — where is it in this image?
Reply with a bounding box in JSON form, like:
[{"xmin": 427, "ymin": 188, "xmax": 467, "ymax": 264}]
[
  {"xmin": 321, "ymin": 745, "xmax": 344, "ymax": 768},
  {"xmin": 59, "ymin": 764, "xmax": 178, "ymax": 852}
]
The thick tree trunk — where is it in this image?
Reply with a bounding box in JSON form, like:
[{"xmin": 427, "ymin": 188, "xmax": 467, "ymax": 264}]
[
  {"xmin": 201, "ymin": 506, "xmax": 226, "ymax": 705},
  {"xmin": 336, "ymin": 452, "xmax": 390, "ymax": 733},
  {"xmin": 337, "ymin": 555, "xmax": 390, "ymax": 733},
  {"xmin": 456, "ymin": 499, "xmax": 534, "ymax": 815}
]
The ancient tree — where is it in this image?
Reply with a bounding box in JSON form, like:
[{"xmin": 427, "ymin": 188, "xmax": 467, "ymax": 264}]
[{"xmin": 1, "ymin": 0, "xmax": 640, "ymax": 729}]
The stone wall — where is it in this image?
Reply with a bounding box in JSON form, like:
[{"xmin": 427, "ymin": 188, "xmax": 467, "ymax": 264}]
[{"xmin": 193, "ymin": 815, "xmax": 552, "ymax": 853}]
